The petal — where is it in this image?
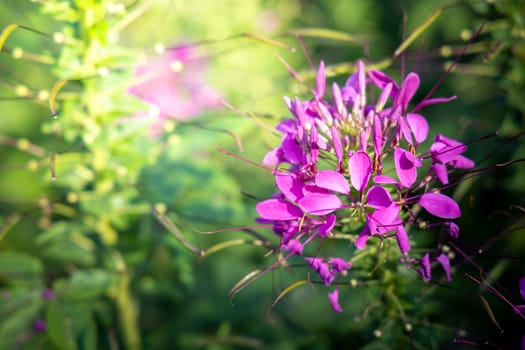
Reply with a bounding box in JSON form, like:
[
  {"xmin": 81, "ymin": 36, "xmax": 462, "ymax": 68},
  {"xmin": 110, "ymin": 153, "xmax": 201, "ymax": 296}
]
[
  {"xmin": 282, "ymin": 239, "xmax": 304, "ymax": 255},
  {"xmin": 281, "ymin": 135, "xmax": 305, "ymax": 165},
  {"xmin": 256, "ymin": 199, "xmax": 303, "ymax": 220},
  {"xmin": 373, "ymin": 175, "xmax": 400, "ymax": 186},
  {"xmin": 431, "ymin": 163, "xmax": 449, "ymax": 185},
  {"xmin": 394, "ymin": 147, "xmax": 421, "ymax": 188},
  {"xmin": 349, "ymin": 151, "xmax": 372, "ymax": 192},
  {"xmin": 298, "ymin": 193, "xmax": 342, "ymax": 216},
  {"xmin": 396, "ymin": 226, "xmax": 411, "ymax": 254},
  {"xmin": 436, "ymin": 253, "xmax": 452, "ymax": 282},
  {"xmin": 369, "ymin": 203, "xmax": 401, "ymax": 235},
  {"xmin": 368, "ymin": 69, "xmax": 399, "ymax": 96},
  {"xmin": 355, "ymin": 225, "xmax": 371, "ymax": 249},
  {"xmin": 366, "ymin": 185, "xmax": 393, "ymax": 209},
  {"xmin": 262, "ymin": 148, "xmax": 281, "ymax": 166},
  {"xmin": 413, "ymin": 95, "xmax": 457, "ymax": 113},
  {"xmin": 418, "ymin": 253, "xmax": 431, "ymax": 281},
  {"xmin": 315, "ymin": 170, "xmax": 350, "ymax": 194},
  {"xmin": 328, "ymin": 288, "xmax": 343, "ymax": 313},
  {"xmin": 406, "ymin": 113, "xmax": 429, "ymax": 144},
  {"xmin": 318, "ymin": 214, "xmax": 336, "ymax": 237},
  {"xmin": 276, "ymin": 173, "xmax": 304, "ymax": 202},
  {"xmin": 305, "ymin": 257, "xmax": 323, "ymax": 271},
  {"xmin": 444, "ymin": 222, "xmax": 460, "ymax": 238},
  {"xmin": 419, "ymin": 193, "xmax": 461, "ymax": 219},
  {"xmin": 396, "ymin": 73, "xmax": 420, "ymax": 110},
  {"xmin": 331, "ymin": 258, "xmax": 351, "ymax": 273},
  {"xmin": 451, "ymin": 155, "xmax": 475, "ymax": 169}
]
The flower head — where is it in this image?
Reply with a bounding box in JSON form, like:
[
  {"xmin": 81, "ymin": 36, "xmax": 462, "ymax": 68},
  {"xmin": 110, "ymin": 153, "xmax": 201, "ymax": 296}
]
[{"xmin": 255, "ymin": 60, "xmax": 474, "ymax": 311}]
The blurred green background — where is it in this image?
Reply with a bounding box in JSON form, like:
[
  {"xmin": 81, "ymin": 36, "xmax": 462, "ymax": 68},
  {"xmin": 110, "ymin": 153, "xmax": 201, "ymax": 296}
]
[{"xmin": 0, "ymin": 0, "xmax": 524, "ymax": 349}]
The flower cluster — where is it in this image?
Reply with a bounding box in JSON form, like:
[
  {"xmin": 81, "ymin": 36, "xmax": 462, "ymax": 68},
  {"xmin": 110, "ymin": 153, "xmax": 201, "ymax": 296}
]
[{"xmin": 256, "ymin": 61, "xmax": 474, "ymax": 311}]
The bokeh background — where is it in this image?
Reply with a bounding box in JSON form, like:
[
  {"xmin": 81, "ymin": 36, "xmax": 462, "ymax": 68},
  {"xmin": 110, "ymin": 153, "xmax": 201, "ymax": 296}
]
[{"xmin": 0, "ymin": 0, "xmax": 524, "ymax": 349}]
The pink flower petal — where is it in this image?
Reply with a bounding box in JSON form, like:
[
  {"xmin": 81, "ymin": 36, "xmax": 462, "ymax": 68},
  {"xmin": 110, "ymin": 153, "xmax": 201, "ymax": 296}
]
[
  {"xmin": 315, "ymin": 170, "xmax": 350, "ymax": 194},
  {"xmin": 318, "ymin": 214, "xmax": 336, "ymax": 237},
  {"xmin": 406, "ymin": 113, "xmax": 428, "ymax": 144},
  {"xmin": 298, "ymin": 194, "xmax": 342, "ymax": 216},
  {"xmin": 396, "ymin": 73, "xmax": 420, "ymax": 110},
  {"xmin": 418, "ymin": 253, "xmax": 431, "ymax": 281},
  {"xmin": 366, "ymin": 185, "xmax": 393, "ymax": 209},
  {"xmin": 328, "ymin": 288, "xmax": 343, "ymax": 313},
  {"xmin": 276, "ymin": 173, "xmax": 304, "ymax": 202},
  {"xmin": 419, "ymin": 193, "xmax": 461, "ymax": 219},
  {"xmin": 256, "ymin": 199, "xmax": 303, "ymax": 220},
  {"xmin": 349, "ymin": 151, "xmax": 371, "ymax": 192},
  {"xmin": 394, "ymin": 147, "xmax": 421, "ymax": 188},
  {"xmin": 436, "ymin": 253, "xmax": 451, "ymax": 282},
  {"xmin": 396, "ymin": 226, "xmax": 411, "ymax": 254}
]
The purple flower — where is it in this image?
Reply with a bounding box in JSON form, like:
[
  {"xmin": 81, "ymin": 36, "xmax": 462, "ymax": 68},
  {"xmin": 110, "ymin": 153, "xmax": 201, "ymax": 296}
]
[
  {"xmin": 127, "ymin": 44, "xmax": 221, "ymax": 134},
  {"xmin": 33, "ymin": 319, "xmax": 46, "ymax": 333},
  {"xmin": 251, "ymin": 59, "xmax": 474, "ymax": 311}
]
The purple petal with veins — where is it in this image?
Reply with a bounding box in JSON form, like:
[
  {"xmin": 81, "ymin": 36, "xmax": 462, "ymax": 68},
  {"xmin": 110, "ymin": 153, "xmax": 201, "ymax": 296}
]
[
  {"xmin": 315, "ymin": 170, "xmax": 350, "ymax": 194},
  {"xmin": 436, "ymin": 253, "xmax": 451, "ymax": 282},
  {"xmin": 349, "ymin": 151, "xmax": 372, "ymax": 192},
  {"xmin": 520, "ymin": 277, "xmax": 525, "ymax": 301},
  {"xmin": 298, "ymin": 193, "xmax": 342, "ymax": 216},
  {"xmin": 366, "ymin": 185, "xmax": 393, "ymax": 209},
  {"xmin": 256, "ymin": 199, "xmax": 303, "ymax": 220},
  {"xmin": 419, "ymin": 193, "xmax": 461, "ymax": 219}
]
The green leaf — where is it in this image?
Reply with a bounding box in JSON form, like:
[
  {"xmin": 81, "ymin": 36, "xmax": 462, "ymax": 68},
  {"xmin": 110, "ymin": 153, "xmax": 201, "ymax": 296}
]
[
  {"xmin": 46, "ymin": 300, "xmax": 97, "ymax": 350},
  {"xmin": 0, "ymin": 252, "xmax": 43, "ymax": 286},
  {"xmin": 54, "ymin": 269, "xmax": 118, "ymax": 300},
  {"xmin": 0, "ymin": 298, "xmax": 43, "ymax": 349}
]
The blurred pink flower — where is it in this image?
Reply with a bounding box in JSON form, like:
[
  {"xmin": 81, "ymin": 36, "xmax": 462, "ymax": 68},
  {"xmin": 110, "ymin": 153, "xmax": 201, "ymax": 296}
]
[{"xmin": 128, "ymin": 44, "xmax": 221, "ymax": 134}]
